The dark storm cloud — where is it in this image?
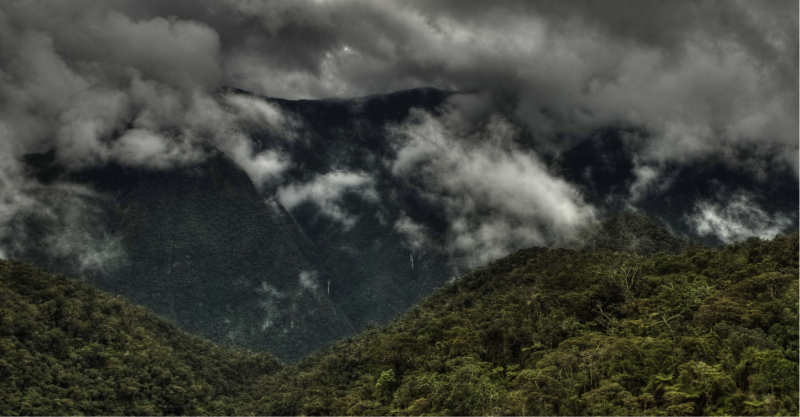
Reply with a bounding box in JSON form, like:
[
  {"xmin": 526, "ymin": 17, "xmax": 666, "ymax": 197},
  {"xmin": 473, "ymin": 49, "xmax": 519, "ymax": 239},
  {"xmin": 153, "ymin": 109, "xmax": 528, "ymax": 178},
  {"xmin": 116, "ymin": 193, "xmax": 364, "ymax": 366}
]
[
  {"xmin": 30, "ymin": 0, "xmax": 792, "ymax": 168},
  {"xmin": 0, "ymin": 0, "xmax": 795, "ymax": 264},
  {"xmin": 114, "ymin": 0, "xmax": 795, "ymax": 170},
  {"xmin": 0, "ymin": 0, "xmax": 297, "ymax": 267}
]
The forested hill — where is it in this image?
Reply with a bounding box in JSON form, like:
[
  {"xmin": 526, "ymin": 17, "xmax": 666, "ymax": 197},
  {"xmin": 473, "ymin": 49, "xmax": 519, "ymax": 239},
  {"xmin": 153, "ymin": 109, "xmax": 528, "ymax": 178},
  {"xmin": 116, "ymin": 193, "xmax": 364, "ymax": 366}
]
[
  {"xmin": 0, "ymin": 260, "xmax": 281, "ymax": 415},
  {"xmin": 1, "ymin": 232, "xmax": 798, "ymax": 416},
  {"xmin": 241, "ymin": 232, "xmax": 798, "ymax": 416}
]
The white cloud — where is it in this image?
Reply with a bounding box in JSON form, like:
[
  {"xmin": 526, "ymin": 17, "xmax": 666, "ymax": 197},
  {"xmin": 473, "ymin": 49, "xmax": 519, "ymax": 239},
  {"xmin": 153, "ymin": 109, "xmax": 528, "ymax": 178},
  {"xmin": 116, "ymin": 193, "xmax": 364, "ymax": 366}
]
[
  {"xmin": 215, "ymin": 0, "xmax": 796, "ymax": 174},
  {"xmin": 0, "ymin": 0, "xmax": 795, "ymax": 272},
  {"xmin": 277, "ymin": 171, "xmax": 378, "ymax": 228},
  {"xmin": 226, "ymin": 139, "xmax": 289, "ymax": 188},
  {"xmin": 0, "ymin": 121, "xmax": 126, "ymax": 273},
  {"xmin": 256, "ymin": 281, "xmax": 285, "ymax": 332},
  {"xmin": 0, "ymin": 1, "xmax": 304, "ymax": 186},
  {"xmin": 393, "ymin": 212, "xmax": 431, "ymax": 251},
  {"xmin": 299, "ymin": 270, "xmax": 319, "ymax": 291},
  {"xmin": 224, "ymin": 94, "xmax": 303, "ymax": 142},
  {"xmin": 388, "ymin": 107, "xmax": 597, "ymax": 268},
  {"xmin": 687, "ymin": 193, "xmax": 794, "ymax": 244},
  {"xmin": 0, "ymin": 5, "xmax": 306, "ymax": 261},
  {"xmin": 0, "ymin": 178, "xmax": 126, "ymax": 274},
  {"xmin": 112, "ymin": 128, "xmax": 204, "ymax": 169},
  {"xmin": 627, "ymin": 160, "xmax": 678, "ymax": 204}
]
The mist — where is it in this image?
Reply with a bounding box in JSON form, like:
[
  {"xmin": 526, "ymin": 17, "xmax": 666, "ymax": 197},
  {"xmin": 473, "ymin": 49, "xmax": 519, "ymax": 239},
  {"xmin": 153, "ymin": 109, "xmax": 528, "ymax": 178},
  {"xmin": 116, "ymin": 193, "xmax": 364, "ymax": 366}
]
[{"xmin": 0, "ymin": 0, "xmax": 796, "ymax": 268}]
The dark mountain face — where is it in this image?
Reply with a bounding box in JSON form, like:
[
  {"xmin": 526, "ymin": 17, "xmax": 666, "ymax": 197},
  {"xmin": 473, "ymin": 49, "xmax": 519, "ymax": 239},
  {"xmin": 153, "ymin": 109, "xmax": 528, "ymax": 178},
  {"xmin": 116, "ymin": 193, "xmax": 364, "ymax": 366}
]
[
  {"xmin": 13, "ymin": 88, "xmax": 456, "ymax": 362},
  {"xmin": 248, "ymin": 87, "xmax": 457, "ymax": 330},
  {"xmin": 13, "ymin": 87, "xmax": 798, "ymax": 362},
  {"xmin": 560, "ymin": 130, "xmax": 799, "ymax": 245},
  {"xmin": 16, "ymin": 154, "xmax": 355, "ymax": 362}
]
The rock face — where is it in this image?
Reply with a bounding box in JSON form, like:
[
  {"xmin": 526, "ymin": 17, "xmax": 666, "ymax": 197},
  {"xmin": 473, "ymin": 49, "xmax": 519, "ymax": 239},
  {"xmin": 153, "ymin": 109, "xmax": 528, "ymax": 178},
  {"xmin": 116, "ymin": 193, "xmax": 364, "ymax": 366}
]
[{"xmin": 11, "ymin": 87, "xmax": 798, "ymax": 362}]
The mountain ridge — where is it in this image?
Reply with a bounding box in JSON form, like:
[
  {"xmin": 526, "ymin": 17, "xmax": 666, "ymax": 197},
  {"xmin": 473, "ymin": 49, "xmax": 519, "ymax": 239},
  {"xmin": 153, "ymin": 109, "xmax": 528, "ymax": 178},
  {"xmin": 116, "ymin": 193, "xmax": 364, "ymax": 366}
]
[
  {"xmin": 10, "ymin": 86, "xmax": 799, "ymax": 364},
  {"xmin": 1, "ymin": 231, "xmax": 796, "ymax": 415}
]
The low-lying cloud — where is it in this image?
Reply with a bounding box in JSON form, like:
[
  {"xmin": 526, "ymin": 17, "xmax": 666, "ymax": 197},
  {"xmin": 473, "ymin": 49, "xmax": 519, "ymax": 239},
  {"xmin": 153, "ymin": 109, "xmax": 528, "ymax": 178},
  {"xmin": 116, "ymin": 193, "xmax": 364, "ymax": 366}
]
[
  {"xmin": 0, "ymin": 0, "xmax": 794, "ymax": 272},
  {"xmin": 0, "ymin": 177, "xmax": 126, "ymax": 274},
  {"xmin": 277, "ymin": 171, "xmax": 378, "ymax": 228},
  {"xmin": 298, "ymin": 270, "xmax": 320, "ymax": 292},
  {"xmin": 0, "ymin": 2, "xmax": 307, "ymax": 270},
  {"xmin": 687, "ymin": 192, "xmax": 794, "ymax": 244},
  {"xmin": 388, "ymin": 106, "xmax": 597, "ymax": 268},
  {"xmin": 205, "ymin": 0, "xmax": 797, "ymax": 170},
  {"xmin": 0, "ymin": 132, "xmax": 125, "ymax": 273}
]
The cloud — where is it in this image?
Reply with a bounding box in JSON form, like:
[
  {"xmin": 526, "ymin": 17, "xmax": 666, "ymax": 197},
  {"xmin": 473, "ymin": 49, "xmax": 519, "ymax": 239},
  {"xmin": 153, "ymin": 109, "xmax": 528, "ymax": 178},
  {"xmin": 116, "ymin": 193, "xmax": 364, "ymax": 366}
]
[
  {"xmin": 0, "ymin": 1, "xmax": 310, "ymax": 270},
  {"xmin": 256, "ymin": 281, "xmax": 285, "ymax": 299},
  {"xmin": 277, "ymin": 171, "xmax": 378, "ymax": 228},
  {"xmin": 255, "ymin": 281, "xmax": 285, "ymax": 332},
  {"xmin": 0, "ymin": 0, "xmax": 795, "ymax": 271},
  {"xmin": 626, "ymin": 159, "xmax": 680, "ymax": 204},
  {"xmin": 687, "ymin": 192, "xmax": 794, "ymax": 244},
  {"xmin": 388, "ymin": 105, "xmax": 597, "ymax": 268},
  {"xmin": 158, "ymin": 0, "xmax": 795, "ymax": 173},
  {"xmin": 0, "ymin": 129, "xmax": 126, "ymax": 273},
  {"xmin": 0, "ymin": 178, "xmax": 126, "ymax": 274},
  {"xmin": 4, "ymin": 1, "xmax": 795, "ymax": 172},
  {"xmin": 223, "ymin": 94, "xmax": 303, "ymax": 142},
  {"xmin": 0, "ymin": 5, "xmax": 213, "ymax": 169},
  {"xmin": 221, "ymin": 136, "xmax": 289, "ymax": 188},
  {"xmin": 393, "ymin": 212, "xmax": 431, "ymax": 251},
  {"xmin": 298, "ymin": 270, "xmax": 319, "ymax": 292},
  {"xmin": 0, "ymin": 1, "xmax": 302, "ymax": 173},
  {"xmin": 111, "ymin": 129, "xmax": 201, "ymax": 169},
  {"xmin": 5, "ymin": 3, "xmax": 221, "ymax": 87}
]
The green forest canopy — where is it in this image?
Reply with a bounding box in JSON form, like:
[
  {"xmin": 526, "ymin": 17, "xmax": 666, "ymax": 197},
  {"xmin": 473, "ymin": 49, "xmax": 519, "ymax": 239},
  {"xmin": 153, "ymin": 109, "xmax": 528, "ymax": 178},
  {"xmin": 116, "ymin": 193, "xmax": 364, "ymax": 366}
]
[{"xmin": 1, "ymin": 231, "xmax": 797, "ymax": 415}]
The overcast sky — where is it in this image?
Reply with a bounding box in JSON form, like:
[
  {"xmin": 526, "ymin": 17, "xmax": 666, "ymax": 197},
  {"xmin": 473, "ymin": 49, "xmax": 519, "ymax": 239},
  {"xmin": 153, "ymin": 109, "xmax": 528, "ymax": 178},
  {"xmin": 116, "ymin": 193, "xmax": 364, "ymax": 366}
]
[
  {"xmin": 0, "ymin": 0, "xmax": 797, "ymax": 264},
  {"xmin": 1, "ymin": 0, "xmax": 796, "ymax": 163}
]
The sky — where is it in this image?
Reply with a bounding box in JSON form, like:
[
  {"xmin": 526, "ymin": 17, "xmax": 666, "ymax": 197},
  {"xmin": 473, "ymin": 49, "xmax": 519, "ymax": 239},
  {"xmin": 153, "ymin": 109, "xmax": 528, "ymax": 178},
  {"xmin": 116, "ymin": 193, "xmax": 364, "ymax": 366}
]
[{"xmin": 0, "ymin": 0, "xmax": 797, "ymax": 266}]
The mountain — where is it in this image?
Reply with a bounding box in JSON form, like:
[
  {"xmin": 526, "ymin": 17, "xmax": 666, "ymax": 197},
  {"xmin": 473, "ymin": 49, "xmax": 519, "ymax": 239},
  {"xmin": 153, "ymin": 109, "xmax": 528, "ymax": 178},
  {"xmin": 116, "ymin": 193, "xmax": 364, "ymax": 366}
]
[
  {"xmin": 584, "ymin": 212, "xmax": 693, "ymax": 254},
  {"xmin": 2, "ymin": 232, "xmax": 797, "ymax": 415},
  {"xmin": 0, "ymin": 259, "xmax": 280, "ymax": 415},
  {"xmin": 13, "ymin": 87, "xmax": 799, "ymax": 364},
  {"xmin": 19, "ymin": 152, "xmax": 355, "ymax": 362},
  {"xmin": 14, "ymin": 87, "xmax": 457, "ymax": 363},
  {"xmin": 241, "ymin": 231, "xmax": 799, "ymax": 415},
  {"xmin": 560, "ymin": 128, "xmax": 799, "ymax": 245}
]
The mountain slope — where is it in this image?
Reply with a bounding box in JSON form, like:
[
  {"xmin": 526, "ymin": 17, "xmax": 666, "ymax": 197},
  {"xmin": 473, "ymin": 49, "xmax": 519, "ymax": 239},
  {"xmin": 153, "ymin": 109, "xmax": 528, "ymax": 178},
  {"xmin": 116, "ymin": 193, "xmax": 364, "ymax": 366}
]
[
  {"xmin": 241, "ymin": 232, "xmax": 798, "ymax": 416},
  {"xmin": 14, "ymin": 88, "xmax": 457, "ymax": 362},
  {"xmin": 1, "ymin": 232, "xmax": 797, "ymax": 415},
  {"xmin": 77, "ymin": 156, "xmax": 356, "ymax": 362},
  {"xmin": 0, "ymin": 259, "xmax": 281, "ymax": 415},
  {"xmin": 16, "ymin": 153, "xmax": 357, "ymax": 363},
  {"xmin": 561, "ymin": 129, "xmax": 799, "ymax": 245},
  {"xmin": 584, "ymin": 212, "xmax": 693, "ymax": 254},
  {"xmin": 13, "ymin": 87, "xmax": 799, "ymax": 365},
  {"xmin": 246, "ymin": 86, "xmax": 456, "ymax": 329}
]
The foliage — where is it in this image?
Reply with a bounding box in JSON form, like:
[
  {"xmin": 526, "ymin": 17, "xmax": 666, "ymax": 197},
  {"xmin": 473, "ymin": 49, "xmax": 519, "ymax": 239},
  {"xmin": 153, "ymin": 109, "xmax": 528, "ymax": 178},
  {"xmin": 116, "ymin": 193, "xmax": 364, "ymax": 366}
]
[
  {"xmin": 585, "ymin": 212, "xmax": 693, "ymax": 254},
  {"xmin": 1, "ymin": 232, "xmax": 797, "ymax": 416},
  {"xmin": 0, "ymin": 261, "xmax": 281, "ymax": 415},
  {"xmin": 242, "ymin": 232, "xmax": 798, "ymax": 416}
]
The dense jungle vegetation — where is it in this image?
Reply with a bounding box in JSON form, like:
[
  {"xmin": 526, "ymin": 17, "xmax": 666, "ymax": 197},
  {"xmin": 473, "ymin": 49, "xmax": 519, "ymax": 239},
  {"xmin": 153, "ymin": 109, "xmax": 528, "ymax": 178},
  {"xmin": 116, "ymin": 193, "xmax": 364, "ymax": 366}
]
[
  {"xmin": 0, "ymin": 261, "xmax": 281, "ymax": 415},
  {"xmin": 0, "ymin": 231, "xmax": 797, "ymax": 416}
]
